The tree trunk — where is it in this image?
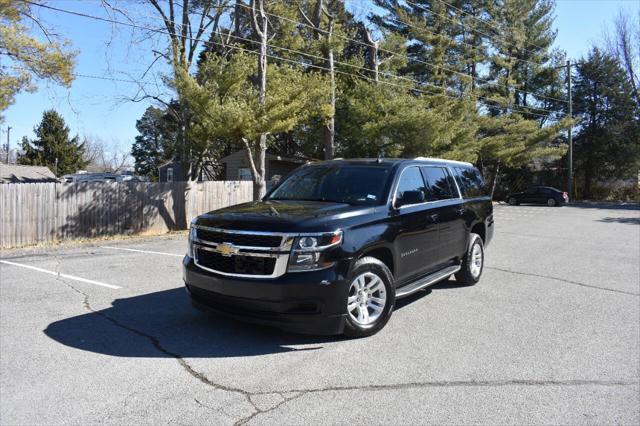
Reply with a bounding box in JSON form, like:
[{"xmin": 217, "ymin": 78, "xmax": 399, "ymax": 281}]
[
  {"xmin": 302, "ymin": 1, "xmax": 335, "ymax": 160},
  {"xmin": 489, "ymin": 163, "xmax": 500, "ymax": 201},
  {"xmin": 255, "ymin": 134, "xmax": 267, "ymax": 199},
  {"xmin": 364, "ymin": 28, "xmax": 379, "ymax": 83},
  {"xmin": 249, "ymin": 0, "xmax": 269, "ymax": 200},
  {"xmin": 324, "ymin": 49, "xmax": 335, "ymax": 160}
]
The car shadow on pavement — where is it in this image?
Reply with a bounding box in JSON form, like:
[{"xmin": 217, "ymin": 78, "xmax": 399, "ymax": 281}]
[
  {"xmin": 597, "ymin": 216, "xmax": 640, "ymax": 225},
  {"xmin": 44, "ymin": 288, "xmax": 348, "ymax": 359},
  {"xmin": 45, "ymin": 278, "xmax": 467, "ymax": 358}
]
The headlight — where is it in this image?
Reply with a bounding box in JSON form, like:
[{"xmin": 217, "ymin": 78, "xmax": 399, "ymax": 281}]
[
  {"xmin": 187, "ymin": 226, "xmax": 197, "ymax": 258},
  {"xmin": 288, "ymin": 231, "xmax": 342, "ymax": 272}
]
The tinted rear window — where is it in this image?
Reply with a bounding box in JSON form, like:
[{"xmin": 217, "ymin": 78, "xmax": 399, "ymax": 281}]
[
  {"xmin": 421, "ymin": 166, "xmax": 457, "ymax": 200},
  {"xmin": 453, "ymin": 166, "xmax": 488, "ymax": 199}
]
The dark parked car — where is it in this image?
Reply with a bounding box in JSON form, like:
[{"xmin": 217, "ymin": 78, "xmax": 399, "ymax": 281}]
[
  {"xmin": 183, "ymin": 158, "xmax": 494, "ymax": 337},
  {"xmin": 506, "ymin": 186, "xmax": 568, "ymax": 207}
]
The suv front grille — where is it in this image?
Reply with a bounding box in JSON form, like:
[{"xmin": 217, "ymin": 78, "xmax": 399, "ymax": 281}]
[
  {"xmin": 195, "ymin": 248, "xmax": 277, "ymax": 276},
  {"xmin": 195, "ymin": 228, "xmax": 283, "ymax": 248}
]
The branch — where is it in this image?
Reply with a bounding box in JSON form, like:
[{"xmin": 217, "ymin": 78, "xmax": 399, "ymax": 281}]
[
  {"xmin": 140, "ymin": 54, "xmax": 164, "ymax": 80},
  {"xmin": 180, "ymin": 0, "xmax": 190, "ymax": 64},
  {"xmin": 149, "ymin": 0, "xmax": 176, "ymax": 40},
  {"xmin": 100, "ymin": 0, "xmax": 136, "ymax": 25},
  {"xmin": 241, "ymin": 138, "xmax": 260, "ymax": 181},
  {"xmin": 19, "ymin": 10, "xmax": 55, "ymax": 43},
  {"xmin": 298, "ymin": 4, "xmax": 315, "ymax": 28},
  {"xmin": 313, "ymin": 0, "xmax": 323, "ymax": 27},
  {"xmin": 250, "ymin": 0, "xmax": 263, "ymax": 38}
]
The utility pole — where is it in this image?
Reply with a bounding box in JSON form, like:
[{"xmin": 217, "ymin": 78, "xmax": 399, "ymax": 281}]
[
  {"xmin": 566, "ymin": 60, "xmax": 573, "ymax": 202},
  {"xmin": 6, "ymin": 126, "xmax": 11, "ymax": 164}
]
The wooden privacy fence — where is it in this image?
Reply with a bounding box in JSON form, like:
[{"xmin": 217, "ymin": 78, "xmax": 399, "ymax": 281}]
[{"xmin": 0, "ymin": 181, "xmax": 254, "ymax": 248}]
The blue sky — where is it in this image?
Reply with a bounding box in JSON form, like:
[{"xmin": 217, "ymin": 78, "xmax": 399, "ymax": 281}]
[{"xmin": 3, "ymin": 0, "xmax": 639, "ymax": 156}]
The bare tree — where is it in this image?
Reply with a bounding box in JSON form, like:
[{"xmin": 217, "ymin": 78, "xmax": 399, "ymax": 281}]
[
  {"xmin": 241, "ymin": 0, "xmax": 270, "ymax": 200},
  {"xmin": 83, "ymin": 137, "xmax": 132, "ymax": 173},
  {"xmin": 300, "ymin": 0, "xmax": 336, "ymax": 160},
  {"xmin": 110, "ymin": 0, "xmax": 230, "ymax": 181},
  {"xmin": 605, "ymin": 10, "xmax": 640, "ymax": 105}
]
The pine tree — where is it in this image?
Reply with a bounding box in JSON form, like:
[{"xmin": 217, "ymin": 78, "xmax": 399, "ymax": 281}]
[
  {"xmin": 131, "ymin": 106, "xmax": 177, "ymax": 180},
  {"xmin": 18, "ymin": 110, "xmax": 87, "ymax": 176},
  {"xmin": 176, "ymin": 52, "xmax": 328, "ymax": 198},
  {"xmin": 573, "ymin": 48, "xmax": 640, "ymax": 198}
]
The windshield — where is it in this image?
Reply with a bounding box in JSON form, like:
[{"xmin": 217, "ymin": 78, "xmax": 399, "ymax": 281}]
[{"xmin": 267, "ymin": 165, "xmax": 391, "ymax": 206}]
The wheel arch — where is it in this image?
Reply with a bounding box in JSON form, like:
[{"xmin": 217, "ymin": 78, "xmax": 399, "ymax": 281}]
[
  {"xmin": 469, "ymin": 221, "xmax": 486, "ymax": 244},
  {"xmin": 355, "ymin": 244, "xmax": 396, "ymax": 278}
]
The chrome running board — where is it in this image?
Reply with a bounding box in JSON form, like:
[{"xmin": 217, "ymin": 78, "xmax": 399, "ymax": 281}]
[{"xmin": 395, "ymin": 265, "xmax": 461, "ymax": 299}]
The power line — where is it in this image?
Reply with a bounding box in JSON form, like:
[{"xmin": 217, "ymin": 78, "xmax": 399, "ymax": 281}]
[
  {"xmin": 224, "ymin": 0, "xmax": 566, "ymax": 104},
  {"xmin": 148, "ymin": 0, "xmax": 567, "ymax": 104},
  {"xmin": 129, "ymin": 0, "xmax": 566, "ymax": 103},
  {"xmin": 404, "ymin": 0, "xmax": 548, "ymax": 57},
  {"xmin": 0, "ymin": 53, "xmax": 158, "ymax": 86},
  {"xmin": 20, "ymin": 0, "xmax": 562, "ymax": 118},
  {"xmin": 348, "ymin": 0, "xmax": 550, "ymax": 70},
  {"xmin": 429, "ymin": 0, "xmax": 547, "ymax": 52},
  {"xmin": 201, "ymin": 27, "xmax": 561, "ymax": 116}
]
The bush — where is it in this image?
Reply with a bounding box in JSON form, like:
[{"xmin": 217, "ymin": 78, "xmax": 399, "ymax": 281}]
[{"xmin": 580, "ymin": 184, "xmax": 639, "ymax": 202}]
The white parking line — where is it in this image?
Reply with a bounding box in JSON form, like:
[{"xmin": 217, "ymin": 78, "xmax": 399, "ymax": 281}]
[
  {"xmin": 102, "ymin": 246, "xmax": 184, "ymax": 258},
  {"xmin": 0, "ymin": 260, "xmax": 121, "ymax": 289}
]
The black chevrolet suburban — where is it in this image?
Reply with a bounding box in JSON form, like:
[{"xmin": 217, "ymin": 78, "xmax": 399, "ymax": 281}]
[{"xmin": 183, "ymin": 158, "xmax": 494, "ymax": 337}]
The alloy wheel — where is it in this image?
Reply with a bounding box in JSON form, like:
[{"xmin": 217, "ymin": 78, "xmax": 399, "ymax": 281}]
[
  {"xmin": 347, "ymin": 272, "xmax": 387, "ymax": 326},
  {"xmin": 470, "ymin": 243, "xmax": 483, "ymax": 278}
]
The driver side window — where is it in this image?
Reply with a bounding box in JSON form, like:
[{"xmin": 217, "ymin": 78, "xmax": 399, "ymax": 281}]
[{"xmin": 395, "ymin": 167, "xmax": 427, "ymax": 207}]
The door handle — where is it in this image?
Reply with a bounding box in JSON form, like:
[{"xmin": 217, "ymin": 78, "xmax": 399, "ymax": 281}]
[
  {"xmin": 456, "ymin": 208, "xmax": 465, "ymax": 215},
  {"xmin": 429, "ymin": 213, "xmax": 439, "ymax": 222}
]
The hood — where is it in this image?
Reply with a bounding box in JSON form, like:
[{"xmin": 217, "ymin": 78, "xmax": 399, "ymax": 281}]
[{"xmin": 195, "ymin": 200, "xmax": 379, "ymax": 233}]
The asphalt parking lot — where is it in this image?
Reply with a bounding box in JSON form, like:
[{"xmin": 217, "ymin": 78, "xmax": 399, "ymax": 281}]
[{"xmin": 1, "ymin": 203, "xmax": 639, "ymax": 425}]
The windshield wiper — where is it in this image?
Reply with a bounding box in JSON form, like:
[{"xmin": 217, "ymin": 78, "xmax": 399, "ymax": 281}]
[{"xmin": 268, "ymin": 197, "xmax": 345, "ymax": 203}]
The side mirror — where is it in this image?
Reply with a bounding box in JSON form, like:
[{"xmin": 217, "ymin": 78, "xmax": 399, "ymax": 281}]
[{"xmin": 396, "ymin": 190, "xmax": 425, "ymax": 208}]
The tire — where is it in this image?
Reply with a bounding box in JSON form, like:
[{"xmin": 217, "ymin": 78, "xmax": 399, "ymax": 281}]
[
  {"xmin": 455, "ymin": 233, "xmax": 484, "ymax": 286},
  {"xmin": 343, "ymin": 256, "xmax": 395, "ymax": 338},
  {"xmin": 508, "ymin": 197, "xmax": 518, "ymax": 206},
  {"xmin": 547, "ymin": 198, "xmax": 557, "ymax": 207}
]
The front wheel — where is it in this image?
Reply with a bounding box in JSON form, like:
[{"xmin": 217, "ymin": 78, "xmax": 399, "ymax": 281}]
[
  {"xmin": 547, "ymin": 198, "xmax": 557, "ymax": 207},
  {"xmin": 343, "ymin": 257, "xmax": 395, "ymax": 338},
  {"xmin": 455, "ymin": 233, "xmax": 484, "ymax": 285},
  {"xmin": 508, "ymin": 197, "xmax": 518, "ymax": 205}
]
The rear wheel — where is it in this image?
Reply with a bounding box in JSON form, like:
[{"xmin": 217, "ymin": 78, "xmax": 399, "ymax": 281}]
[
  {"xmin": 455, "ymin": 233, "xmax": 484, "ymax": 285},
  {"xmin": 547, "ymin": 198, "xmax": 557, "ymax": 207},
  {"xmin": 508, "ymin": 197, "xmax": 518, "ymax": 205},
  {"xmin": 343, "ymin": 257, "xmax": 395, "ymax": 338}
]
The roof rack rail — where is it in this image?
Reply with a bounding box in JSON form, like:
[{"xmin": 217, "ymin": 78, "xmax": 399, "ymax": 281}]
[{"xmin": 413, "ymin": 156, "xmax": 473, "ymax": 166}]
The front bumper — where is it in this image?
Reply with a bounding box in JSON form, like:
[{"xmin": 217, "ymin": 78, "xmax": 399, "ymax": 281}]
[{"xmin": 183, "ymin": 256, "xmax": 350, "ymax": 334}]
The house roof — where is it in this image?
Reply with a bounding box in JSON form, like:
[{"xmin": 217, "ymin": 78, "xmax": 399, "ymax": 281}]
[
  {"xmin": 220, "ymin": 149, "xmax": 314, "ymax": 164},
  {"xmin": 0, "ymin": 164, "xmax": 57, "ymax": 183}
]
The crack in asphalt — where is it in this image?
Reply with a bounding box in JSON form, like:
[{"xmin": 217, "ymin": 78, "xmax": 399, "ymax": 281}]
[
  {"xmin": 486, "ymin": 266, "xmax": 640, "ymax": 296},
  {"xmin": 51, "ymin": 254, "xmax": 303, "ymax": 425},
  {"xmin": 50, "ymin": 253, "xmax": 639, "ymax": 424}
]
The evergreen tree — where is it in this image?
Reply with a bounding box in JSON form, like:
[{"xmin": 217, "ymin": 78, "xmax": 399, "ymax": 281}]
[
  {"xmin": 476, "ymin": 113, "xmax": 569, "ymax": 196},
  {"xmin": 336, "ymin": 80, "xmax": 478, "ymax": 161},
  {"xmin": 131, "ymin": 106, "xmax": 178, "ymax": 180},
  {"xmin": 18, "ymin": 110, "xmax": 87, "ymax": 176},
  {"xmin": 485, "ymin": 0, "xmax": 560, "ymax": 119},
  {"xmin": 176, "ymin": 52, "xmax": 328, "ymax": 198},
  {"xmin": 572, "ymin": 48, "xmax": 640, "ymax": 198}
]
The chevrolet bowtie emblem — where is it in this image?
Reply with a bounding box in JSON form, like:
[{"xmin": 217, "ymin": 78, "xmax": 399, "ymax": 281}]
[{"xmin": 216, "ymin": 242, "xmax": 239, "ymax": 257}]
